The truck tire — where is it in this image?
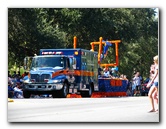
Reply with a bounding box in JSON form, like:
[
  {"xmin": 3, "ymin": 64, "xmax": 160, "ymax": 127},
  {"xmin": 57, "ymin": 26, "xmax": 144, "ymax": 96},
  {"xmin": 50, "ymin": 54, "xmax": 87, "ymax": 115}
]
[
  {"xmin": 59, "ymin": 83, "xmax": 68, "ymax": 98},
  {"xmin": 52, "ymin": 83, "xmax": 68, "ymax": 98},
  {"xmin": 81, "ymin": 85, "xmax": 92, "ymax": 98},
  {"xmin": 23, "ymin": 91, "xmax": 31, "ymax": 98}
]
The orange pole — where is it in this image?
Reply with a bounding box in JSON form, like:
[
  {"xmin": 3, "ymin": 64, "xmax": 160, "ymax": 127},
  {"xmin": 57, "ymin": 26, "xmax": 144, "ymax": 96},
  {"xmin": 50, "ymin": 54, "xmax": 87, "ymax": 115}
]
[
  {"xmin": 98, "ymin": 37, "xmax": 103, "ymax": 64},
  {"xmin": 115, "ymin": 42, "xmax": 119, "ymax": 66},
  {"xmin": 90, "ymin": 40, "xmax": 121, "ymax": 45},
  {"xmin": 91, "ymin": 43, "xmax": 94, "ymax": 51},
  {"xmin": 107, "ymin": 40, "xmax": 121, "ymax": 43},
  {"xmin": 100, "ymin": 63, "xmax": 117, "ymax": 67},
  {"xmin": 73, "ymin": 36, "xmax": 77, "ymax": 49}
]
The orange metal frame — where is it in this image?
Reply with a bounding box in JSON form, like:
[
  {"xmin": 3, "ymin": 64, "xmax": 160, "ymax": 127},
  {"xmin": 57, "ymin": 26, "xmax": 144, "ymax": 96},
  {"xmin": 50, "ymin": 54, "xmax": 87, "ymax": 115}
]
[
  {"xmin": 90, "ymin": 37, "xmax": 121, "ymax": 67},
  {"xmin": 73, "ymin": 36, "xmax": 121, "ymax": 67}
]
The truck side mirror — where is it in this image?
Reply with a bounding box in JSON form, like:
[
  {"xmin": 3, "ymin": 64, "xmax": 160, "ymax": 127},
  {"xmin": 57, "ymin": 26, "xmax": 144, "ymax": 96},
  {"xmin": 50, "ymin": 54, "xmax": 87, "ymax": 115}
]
[
  {"xmin": 24, "ymin": 56, "xmax": 33, "ymax": 70},
  {"xmin": 73, "ymin": 58, "xmax": 76, "ymax": 69},
  {"xmin": 66, "ymin": 58, "xmax": 70, "ymax": 68},
  {"xmin": 24, "ymin": 57, "xmax": 27, "ymax": 70}
]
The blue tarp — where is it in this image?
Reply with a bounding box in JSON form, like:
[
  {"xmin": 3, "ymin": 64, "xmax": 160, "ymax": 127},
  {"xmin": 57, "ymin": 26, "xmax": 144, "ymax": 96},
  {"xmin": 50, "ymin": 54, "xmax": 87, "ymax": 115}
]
[{"xmin": 98, "ymin": 79, "xmax": 128, "ymax": 92}]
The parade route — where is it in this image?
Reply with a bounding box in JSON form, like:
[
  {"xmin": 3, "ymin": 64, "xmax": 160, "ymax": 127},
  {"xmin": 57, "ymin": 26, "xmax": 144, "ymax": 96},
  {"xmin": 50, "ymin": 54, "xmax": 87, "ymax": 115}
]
[{"xmin": 8, "ymin": 96, "xmax": 159, "ymax": 122}]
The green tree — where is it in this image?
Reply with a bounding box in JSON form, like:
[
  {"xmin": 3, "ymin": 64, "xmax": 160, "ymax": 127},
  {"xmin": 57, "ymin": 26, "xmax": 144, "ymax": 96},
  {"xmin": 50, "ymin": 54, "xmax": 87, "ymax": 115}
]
[{"xmin": 8, "ymin": 8, "xmax": 158, "ymax": 80}]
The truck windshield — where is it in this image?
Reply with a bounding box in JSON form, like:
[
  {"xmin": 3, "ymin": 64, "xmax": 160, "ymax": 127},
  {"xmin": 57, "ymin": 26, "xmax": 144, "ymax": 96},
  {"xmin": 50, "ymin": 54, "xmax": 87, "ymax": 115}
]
[{"xmin": 30, "ymin": 56, "xmax": 65, "ymax": 69}]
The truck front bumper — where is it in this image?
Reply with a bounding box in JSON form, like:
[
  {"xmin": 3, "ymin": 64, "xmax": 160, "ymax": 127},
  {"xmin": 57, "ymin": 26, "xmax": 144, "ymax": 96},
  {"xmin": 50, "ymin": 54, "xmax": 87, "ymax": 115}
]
[{"xmin": 23, "ymin": 83, "xmax": 63, "ymax": 91}]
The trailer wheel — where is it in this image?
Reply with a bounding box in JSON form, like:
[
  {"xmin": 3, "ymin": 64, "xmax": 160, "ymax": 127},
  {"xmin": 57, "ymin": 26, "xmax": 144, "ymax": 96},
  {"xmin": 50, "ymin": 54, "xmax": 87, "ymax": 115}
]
[
  {"xmin": 88, "ymin": 85, "xmax": 92, "ymax": 97},
  {"xmin": 23, "ymin": 91, "xmax": 31, "ymax": 98},
  {"xmin": 81, "ymin": 85, "xmax": 92, "ymax": 98}
]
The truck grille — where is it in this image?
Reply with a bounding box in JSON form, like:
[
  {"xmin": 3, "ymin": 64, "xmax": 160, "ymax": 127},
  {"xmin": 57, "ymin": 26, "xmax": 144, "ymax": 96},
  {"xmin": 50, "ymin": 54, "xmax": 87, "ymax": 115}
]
[{"xmin": 30, "ymin": 74, "xmax": 51, "ymax": 83}]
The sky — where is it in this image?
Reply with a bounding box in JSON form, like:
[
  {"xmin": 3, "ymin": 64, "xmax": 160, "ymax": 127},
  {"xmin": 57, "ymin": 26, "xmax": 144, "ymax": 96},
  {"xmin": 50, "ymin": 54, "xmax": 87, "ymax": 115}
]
[{"xmin": 155, "ymin": 8, "xmax": 159, "ymax": 18}]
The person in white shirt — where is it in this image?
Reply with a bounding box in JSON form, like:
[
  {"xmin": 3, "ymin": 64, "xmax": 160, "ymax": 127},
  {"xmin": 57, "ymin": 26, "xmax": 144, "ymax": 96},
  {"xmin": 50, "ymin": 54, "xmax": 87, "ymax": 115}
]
[
  {"xmin": 14, "ymin": 82, "xmax": 23, "ymax": 98},
  {"xmin": 103, "ymin": 67, "xmax": 110, "ymax": 77},
  {"xmin": 132, "ymin": 72, "xmax": 142, "ymax": 96}
]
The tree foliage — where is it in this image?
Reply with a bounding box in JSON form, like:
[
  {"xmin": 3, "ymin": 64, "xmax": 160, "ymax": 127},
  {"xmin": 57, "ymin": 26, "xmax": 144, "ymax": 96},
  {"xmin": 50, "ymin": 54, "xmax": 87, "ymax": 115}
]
[{"xmin": 8, "ymin": 8, "xmax": 158, "ymax": 80}]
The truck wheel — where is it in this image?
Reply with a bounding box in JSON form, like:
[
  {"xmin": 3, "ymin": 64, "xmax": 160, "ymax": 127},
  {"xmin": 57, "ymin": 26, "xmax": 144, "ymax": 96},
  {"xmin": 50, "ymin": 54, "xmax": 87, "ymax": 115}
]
[
  {"xmin": 58, "ymin": 83, "xmax": 68, "ymax": 98},
  {"xmin": 23, "ymin": 91, "xmax": 31, "ymax": 98},
  {"xmin": 52, "ymin": 83, "xmax": 68, "ymax": 98}
]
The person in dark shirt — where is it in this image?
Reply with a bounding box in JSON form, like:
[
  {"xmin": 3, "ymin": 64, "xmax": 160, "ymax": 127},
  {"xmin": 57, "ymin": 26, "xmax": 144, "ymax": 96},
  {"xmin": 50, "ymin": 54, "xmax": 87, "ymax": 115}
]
[
  {"xmin": 98, "ymin": 67, "xmax": 102, "ymax": 76},
  {"xmin": 8, "ymin": 71, "xmax": 12, "ymax": 78},
  {"xmin": 12, "ymin": 71, "xmax": 17, "ymax": 78},
  {"xmin": 8, "ymin": 81, "xmax": 14, "ymax": 98}
]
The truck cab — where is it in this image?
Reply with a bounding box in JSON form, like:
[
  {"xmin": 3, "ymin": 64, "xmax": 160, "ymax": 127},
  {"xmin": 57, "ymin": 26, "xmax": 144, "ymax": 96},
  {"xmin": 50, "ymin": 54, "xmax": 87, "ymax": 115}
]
[
  {"xmin": 23, "ymin": 49, "xmax": 98, "ymax": 98},
  {"xmin": 23, "ymin": 55, "xmax": 74, "ymax": 98}
]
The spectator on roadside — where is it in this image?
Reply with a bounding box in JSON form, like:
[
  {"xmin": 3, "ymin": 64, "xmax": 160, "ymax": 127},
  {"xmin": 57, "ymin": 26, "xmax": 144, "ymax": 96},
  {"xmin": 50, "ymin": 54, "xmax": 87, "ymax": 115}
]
[
  {"xmin": 126, "ymin": 88, "xmax": 132, "ymax": 96},
  {"xmin": 138, "ymin": 72, "xmax": 143, "ymax": 84},
  {"xmin": 146, "ymin": 55, "xmax": 159, "ymax": 112},
  {"xmin": 23, "ymin": 72, "xmax": 29, "ymax": 79},
  {"xmin": 17, "ymin": 71, "xmax": 21, "ymax": 79},
  {"xmin": 8, "ymin": 79, "xmax": 14, "ymax": 98},
  {"xmin": 132, "ymin": 72, "xmax": 142, "ymax": 96},
  {"xmin": 12, "ymin": 71, "xmax": 17, "ymax": 78},
  {"xmin": 144, "ymin": 76, "xmax": 150, "ymax": 84},
  {"xmin": 22, "ymin": 71, "xmax": 27, "ymax": 78},
  {"xmin": 8, "ymin": 77, "xmax": 12, "ymax": 83},
  {"xmin": 8, "ymin": 71, "xmax": 12, "ymax": 78},
  {"xmin": 123, "ymin": 75, "xmax": 131, "ymax": 95},
  {"xmin": 14, "ymin": 82, "xmax": 23, "ymax": 98}
]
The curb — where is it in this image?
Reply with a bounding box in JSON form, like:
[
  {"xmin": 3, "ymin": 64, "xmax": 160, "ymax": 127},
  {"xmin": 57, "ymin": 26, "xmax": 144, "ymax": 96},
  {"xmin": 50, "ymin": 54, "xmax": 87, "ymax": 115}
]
[{"xmin": 8, "ymin": 98, "xmax": 14, "ymax": 102}]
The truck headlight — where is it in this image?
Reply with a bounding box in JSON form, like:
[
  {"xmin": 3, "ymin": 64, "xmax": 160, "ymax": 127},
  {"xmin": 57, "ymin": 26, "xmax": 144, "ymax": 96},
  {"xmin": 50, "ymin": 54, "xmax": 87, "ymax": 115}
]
[
  {"xmin": 53, "ymin": 80, "xmax": 63, "ymax": 83},
  {"xmin": 56, "ymin": 84, "xmax": 63, "ymax": 89}
]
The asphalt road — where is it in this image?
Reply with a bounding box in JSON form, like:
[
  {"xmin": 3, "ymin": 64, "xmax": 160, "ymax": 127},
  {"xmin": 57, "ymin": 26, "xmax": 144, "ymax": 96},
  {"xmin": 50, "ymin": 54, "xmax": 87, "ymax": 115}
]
[{"xmin": 8, "ymin": 96, "xmax": 159, "ymax": 122}]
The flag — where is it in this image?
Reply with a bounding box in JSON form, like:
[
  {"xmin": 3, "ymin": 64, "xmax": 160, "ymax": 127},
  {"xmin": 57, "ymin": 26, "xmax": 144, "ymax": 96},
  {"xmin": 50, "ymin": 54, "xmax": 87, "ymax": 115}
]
[{"xmin": 103, "ymin": 41, "xmax": 112, "ymax": 58}]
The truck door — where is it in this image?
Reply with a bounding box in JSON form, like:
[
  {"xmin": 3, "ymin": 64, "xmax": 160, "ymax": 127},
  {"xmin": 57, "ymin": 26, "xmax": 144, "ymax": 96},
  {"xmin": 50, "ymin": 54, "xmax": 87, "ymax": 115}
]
[
  {"xmin": 68, "ymin": 57, "xmax": 76, "ymax": 70},
  {"xmin": 67, "ymin": 57, "xmax": 77, "ymax": 93}
]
